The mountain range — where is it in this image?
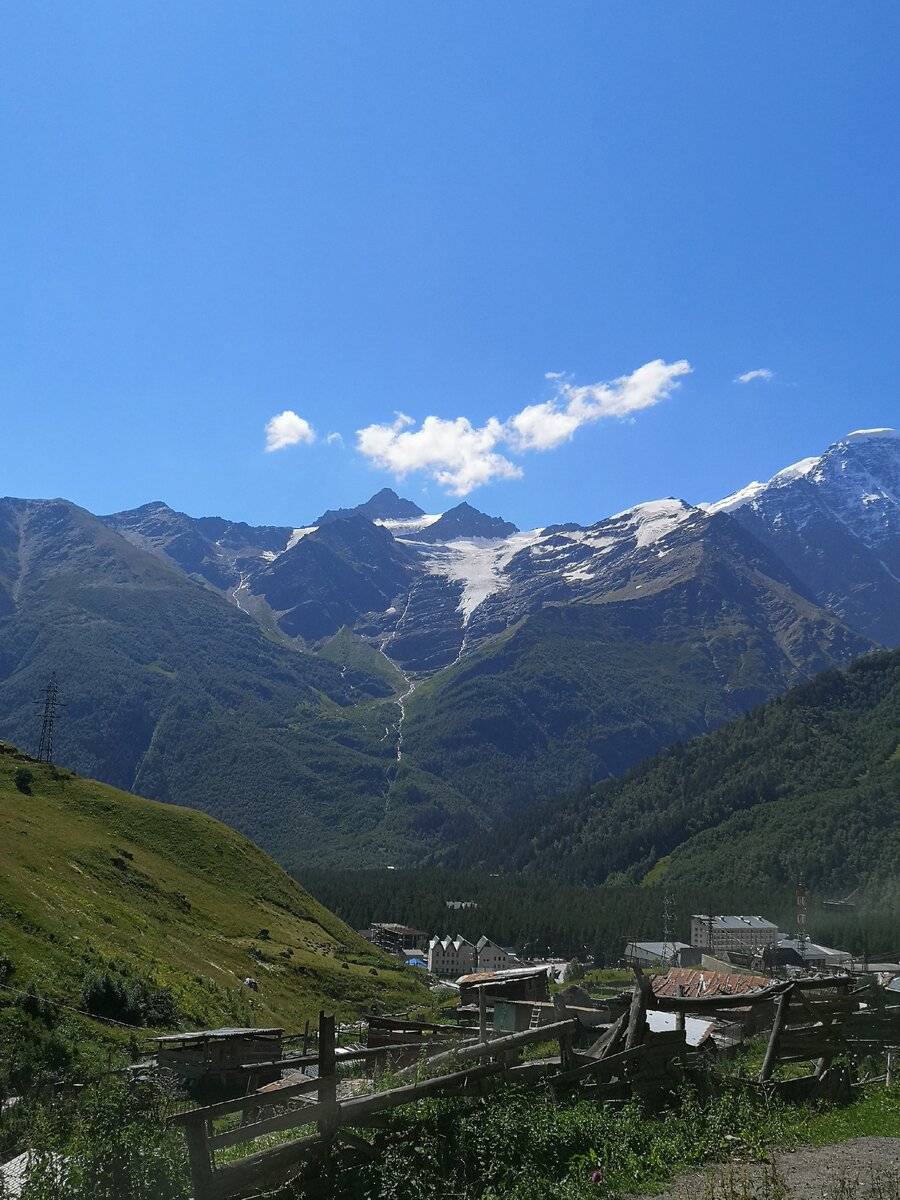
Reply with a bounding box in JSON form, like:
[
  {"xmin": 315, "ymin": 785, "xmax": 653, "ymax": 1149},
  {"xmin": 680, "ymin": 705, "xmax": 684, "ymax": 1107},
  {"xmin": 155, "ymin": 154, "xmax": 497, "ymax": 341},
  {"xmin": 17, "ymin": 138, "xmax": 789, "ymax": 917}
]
[{"xmin": 1, "ymin": 427, "xmax": 898, "ymax": 869}]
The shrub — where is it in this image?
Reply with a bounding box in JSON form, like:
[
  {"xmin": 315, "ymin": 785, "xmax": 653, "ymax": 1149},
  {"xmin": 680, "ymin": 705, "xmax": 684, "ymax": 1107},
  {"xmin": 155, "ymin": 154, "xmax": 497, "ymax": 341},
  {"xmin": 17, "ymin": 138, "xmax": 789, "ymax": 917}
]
[
  {"xmin": 80, "ymin": 971, "xmax": 179, "ymax": 1028},
  {"xmin": 21, "ymin": 1077, "xmax": 188, "ymax": 1200},
  {"xmin": 14, "ymin": 767, "xmax": 33, "ymax": 795}
]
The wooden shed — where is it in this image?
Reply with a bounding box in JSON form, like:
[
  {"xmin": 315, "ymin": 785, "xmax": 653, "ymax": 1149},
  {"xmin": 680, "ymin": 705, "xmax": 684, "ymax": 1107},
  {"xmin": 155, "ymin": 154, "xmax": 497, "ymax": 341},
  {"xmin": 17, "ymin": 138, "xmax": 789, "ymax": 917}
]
[{"xmin": 151, "ymin": 1027, "xmax": 283, "ymax": 1097}]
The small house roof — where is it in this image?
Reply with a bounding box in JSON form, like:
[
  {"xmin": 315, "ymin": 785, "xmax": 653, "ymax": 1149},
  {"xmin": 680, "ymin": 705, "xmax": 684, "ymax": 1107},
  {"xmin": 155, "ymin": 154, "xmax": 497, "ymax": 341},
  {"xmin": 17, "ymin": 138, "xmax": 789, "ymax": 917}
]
[
  {"xmin": 652, "ymin": 968, "xmax": 772, "ymax": 1000},
  {"xmin": 456, "ymin": 965, "xmax": 548, "ymax": 986},
  {"xmin": 151, "ymin": 1026, "xmax": 282, "ymax": 1044},
  {"xmin": 625, "ymin": 941, "xmax": 690, "ymax": 957}
]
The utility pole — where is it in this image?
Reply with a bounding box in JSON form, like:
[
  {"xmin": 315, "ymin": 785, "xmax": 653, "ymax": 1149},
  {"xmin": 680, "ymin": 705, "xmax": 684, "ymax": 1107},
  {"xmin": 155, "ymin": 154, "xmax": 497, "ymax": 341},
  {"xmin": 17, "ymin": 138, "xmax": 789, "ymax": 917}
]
[{"xmin": 36, "ymin": 675, "xmax": 61, "ymax": 764}]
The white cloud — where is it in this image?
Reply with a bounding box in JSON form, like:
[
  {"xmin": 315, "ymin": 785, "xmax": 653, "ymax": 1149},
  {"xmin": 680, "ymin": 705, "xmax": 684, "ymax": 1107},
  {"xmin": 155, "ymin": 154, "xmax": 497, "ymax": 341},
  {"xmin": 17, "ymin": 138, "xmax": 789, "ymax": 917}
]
[
  {"xmin": 357, "ymin": 412, "xmax": 522, "ymax": 496},
  {"xmin": 325, "ymin": 432, "xmax": 344, "ymax": 446},
  {"xmin": 355, "ymin": 358, "xmax": 691, "ymax": 495},
  {"xmin": 265, "ymin": 411, "xmax": 316, "ymax": 452},
  {"xmin": 735, "ymin": 368, "xmax": 774, "ymax": 384}
]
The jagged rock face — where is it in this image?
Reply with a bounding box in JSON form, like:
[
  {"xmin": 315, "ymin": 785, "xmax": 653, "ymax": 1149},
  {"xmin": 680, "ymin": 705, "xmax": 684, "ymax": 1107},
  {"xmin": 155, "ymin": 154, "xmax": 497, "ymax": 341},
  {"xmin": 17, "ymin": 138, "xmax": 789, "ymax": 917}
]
[
  {"xmin": 708, "ymin": 430, "xmax": 900, "ymax": 646},
  {"xmin": 102, "ymin": 501, "xmax": 292, "ymax": 592},
  {"xmin": 97, "ymin": 437, "xmax": 900, "ymax": 678},
  {"xmin": 255, "ymin": 516, "xmax": 418, "ymax": 641},
  {"xmin": 315, "ymin": 487, "xmax": 425, "ymax": 526},
  {"xmin": 413, "ymin": 502, "xmax": 519, "ymax": 543}
]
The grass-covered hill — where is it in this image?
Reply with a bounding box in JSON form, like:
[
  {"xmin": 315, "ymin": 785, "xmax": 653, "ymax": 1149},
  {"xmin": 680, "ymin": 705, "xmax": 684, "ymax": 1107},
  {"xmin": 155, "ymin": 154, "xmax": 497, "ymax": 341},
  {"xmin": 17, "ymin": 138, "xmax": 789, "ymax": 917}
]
[
  {"xmin": 0, "ymin": 744, "xmax": 427, "ymax": 1042},
  {"xmin": 456, "ymin": 648, "xmax": 900, "ymax": 894}
]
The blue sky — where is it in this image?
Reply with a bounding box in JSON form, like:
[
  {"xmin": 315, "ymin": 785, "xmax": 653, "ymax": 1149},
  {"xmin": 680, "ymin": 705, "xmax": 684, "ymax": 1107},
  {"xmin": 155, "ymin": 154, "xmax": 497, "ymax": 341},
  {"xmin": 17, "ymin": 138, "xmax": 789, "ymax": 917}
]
[{"xmin": 2, "ymin": 3, "xmax": 898, "ymax": 530}]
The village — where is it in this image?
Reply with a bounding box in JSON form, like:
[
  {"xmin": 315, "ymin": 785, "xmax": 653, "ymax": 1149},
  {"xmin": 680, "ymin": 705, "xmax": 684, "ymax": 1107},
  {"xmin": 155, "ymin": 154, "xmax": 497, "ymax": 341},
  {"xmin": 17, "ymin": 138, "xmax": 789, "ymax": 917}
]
[{"xmin": 20, "ymin": 905, "xmax": 887, "ymax": 1200}]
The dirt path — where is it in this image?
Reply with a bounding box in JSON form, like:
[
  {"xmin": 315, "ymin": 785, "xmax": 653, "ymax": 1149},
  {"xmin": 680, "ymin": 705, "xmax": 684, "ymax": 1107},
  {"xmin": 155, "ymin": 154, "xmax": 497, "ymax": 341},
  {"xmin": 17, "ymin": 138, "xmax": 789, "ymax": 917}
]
[{"xmin": 622, "ymin": 1137, "xmax": 900, "ymax": 1198}]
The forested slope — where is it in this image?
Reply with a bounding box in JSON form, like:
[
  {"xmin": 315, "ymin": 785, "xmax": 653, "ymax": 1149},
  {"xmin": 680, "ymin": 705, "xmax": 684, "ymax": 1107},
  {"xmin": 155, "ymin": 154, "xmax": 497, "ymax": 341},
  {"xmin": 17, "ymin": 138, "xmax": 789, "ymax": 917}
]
[{"xmin": 455, "ymin": 649, "xmax": 900, "ymax": 893}]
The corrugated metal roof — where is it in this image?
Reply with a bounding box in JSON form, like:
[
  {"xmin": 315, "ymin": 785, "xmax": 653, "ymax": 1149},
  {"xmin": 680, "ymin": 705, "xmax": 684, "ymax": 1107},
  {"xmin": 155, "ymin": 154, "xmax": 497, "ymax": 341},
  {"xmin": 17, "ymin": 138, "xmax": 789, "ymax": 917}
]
[
  {"xmin": 151, "ymin": 1027, "xmax": 282, "ymax": 1044},
  {"xmin": 626, "ymin": 941, "xmax": 690, "ymax": 956},
  {"xmin": 652, "ymin": 968, "xmax": 772, "ymax": 999},
  {"xmin": 456, "ymin": 966, "xmax": 548, "ymax": 985}
]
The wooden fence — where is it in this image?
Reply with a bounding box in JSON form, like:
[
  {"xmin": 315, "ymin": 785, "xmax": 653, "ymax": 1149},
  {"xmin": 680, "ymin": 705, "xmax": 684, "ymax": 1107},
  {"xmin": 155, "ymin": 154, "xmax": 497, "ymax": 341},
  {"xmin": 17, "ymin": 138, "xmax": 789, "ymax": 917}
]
[{"xmin": 171, "ymin": 975, "xmax": 900, "ymax": 1200}]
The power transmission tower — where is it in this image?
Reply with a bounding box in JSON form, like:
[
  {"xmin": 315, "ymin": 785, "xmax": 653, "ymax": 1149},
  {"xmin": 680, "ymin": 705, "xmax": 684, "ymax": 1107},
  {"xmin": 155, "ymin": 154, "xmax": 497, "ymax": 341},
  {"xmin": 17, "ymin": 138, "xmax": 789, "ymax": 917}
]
[
  {"xmin": 36, "ymin": 675, "xmax": 61, "ymax": 764},
  {"xmin": 662, "ymin": 889, "xmax": 676, "ymax": 966}
]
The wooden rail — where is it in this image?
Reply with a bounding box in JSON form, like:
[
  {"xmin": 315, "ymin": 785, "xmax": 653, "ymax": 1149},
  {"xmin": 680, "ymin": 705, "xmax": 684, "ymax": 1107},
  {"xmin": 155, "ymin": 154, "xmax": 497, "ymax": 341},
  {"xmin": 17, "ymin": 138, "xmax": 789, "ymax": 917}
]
[
  {"xmin": 172, "ymin": 1011, "xmax": 583, "ymax": 1200},
  {"xmin": 171, "ymin": 977, "xmax": 898, "ymax": 1200}
]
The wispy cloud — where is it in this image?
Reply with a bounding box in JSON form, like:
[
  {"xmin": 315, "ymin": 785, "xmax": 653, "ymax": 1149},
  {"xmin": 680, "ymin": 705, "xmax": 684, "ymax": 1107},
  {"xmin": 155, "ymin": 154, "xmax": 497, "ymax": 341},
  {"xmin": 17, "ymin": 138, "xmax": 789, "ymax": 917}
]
[
  {"xmin": 325, "ymin": 432, "xmax": 344, "ymax": 446},
  {"xmin": 265, "ymin": 411, "xmax": 316, "ymax": 452},
  {"xmin": 356, "ymin": 358, "xmax": 691, "ymax": 495},
  {"xmin": 735, "ymin": 368, "xmax": 774, "ymax": 384}
]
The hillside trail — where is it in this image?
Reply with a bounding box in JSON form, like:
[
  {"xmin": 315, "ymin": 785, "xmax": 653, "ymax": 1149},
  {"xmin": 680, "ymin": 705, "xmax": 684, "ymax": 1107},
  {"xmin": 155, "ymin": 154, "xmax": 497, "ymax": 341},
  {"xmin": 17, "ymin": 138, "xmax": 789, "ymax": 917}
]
[{"xmin": 621, "ymin": 1137, "xmax": 900, "ymax": 1199}]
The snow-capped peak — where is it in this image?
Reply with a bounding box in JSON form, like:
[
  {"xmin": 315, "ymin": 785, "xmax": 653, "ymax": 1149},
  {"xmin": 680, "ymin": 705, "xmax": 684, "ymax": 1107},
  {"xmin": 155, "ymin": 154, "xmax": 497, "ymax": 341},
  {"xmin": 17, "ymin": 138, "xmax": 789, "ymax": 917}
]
[
  {"xmin": 608, "ymin": 498, "xmax": 695, "ymax": 547},
  {"xmin": 844, "ymin": 428, "xmax": 900, "ymax": 442}
]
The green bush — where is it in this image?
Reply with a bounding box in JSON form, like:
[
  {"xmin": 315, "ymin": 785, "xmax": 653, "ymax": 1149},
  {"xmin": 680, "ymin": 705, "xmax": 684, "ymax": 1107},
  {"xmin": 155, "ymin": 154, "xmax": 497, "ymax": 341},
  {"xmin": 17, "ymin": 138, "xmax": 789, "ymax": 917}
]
[
  {"xmin": 14, "ymin": 768, "xmax": 33, "ymax": 795},
  {"xmin": 80, "ymin": 970, "xmax": 179, "ymax": 1028},
  {"xmin": 21, "ymin": 1078, "xmax": 188, "ymax": 1200}
]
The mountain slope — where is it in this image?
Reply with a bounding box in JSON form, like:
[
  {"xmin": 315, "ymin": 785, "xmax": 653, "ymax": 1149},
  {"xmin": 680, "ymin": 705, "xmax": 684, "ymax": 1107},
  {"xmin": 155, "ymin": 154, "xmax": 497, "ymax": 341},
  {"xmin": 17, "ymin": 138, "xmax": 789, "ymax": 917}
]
[
  {"xmin": 403, "ymin": 511, "xmax": 873, "ymax": 822},
  {"xmin": 0, "ymin": 744, "xmax": 427, "ymax": 1032},
  {"xmin": 0, "ymin": 498, "xmax": 427, "ymax": 866},
  {"xmin": 472, "ymin": 648, "xmax": 900, "ymax": 893},
  {"xmin": 709, "ymin": 429, "xmax": 900, "ymax": 647}
]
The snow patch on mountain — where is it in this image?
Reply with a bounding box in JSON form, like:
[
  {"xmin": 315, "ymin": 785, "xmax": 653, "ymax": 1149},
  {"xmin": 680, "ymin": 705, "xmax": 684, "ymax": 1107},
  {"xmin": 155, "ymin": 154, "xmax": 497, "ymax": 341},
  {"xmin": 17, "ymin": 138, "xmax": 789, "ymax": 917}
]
[
  {"xmin": 375, "ymin": 514, "xmax": 443, "ymax": 536},
  {"xmin": 420, "ymin": 530, "xmax": 544, "ymax": 622},
  {"xmin": 606, "ymin": 499, "xmax": 695, "ymax": 546},
  {"xmin": 286, "ymin": 527, "xmax": 317, "ymax": 550}
]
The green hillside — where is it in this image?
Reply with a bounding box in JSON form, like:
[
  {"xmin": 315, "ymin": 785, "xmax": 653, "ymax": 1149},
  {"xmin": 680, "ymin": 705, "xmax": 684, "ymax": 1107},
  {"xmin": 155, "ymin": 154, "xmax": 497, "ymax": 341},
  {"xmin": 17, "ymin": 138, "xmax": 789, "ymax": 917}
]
[
  {"xmin": 0, "ymin": 744, "xmax": 427, "ymax": 1045},
  {"xmin": 460, "ymin": 649, "xmax": 900, "ymax": 894},
  {"xmin": 405, "ymin": 575, "xmax": 864, "ymax": 831}
]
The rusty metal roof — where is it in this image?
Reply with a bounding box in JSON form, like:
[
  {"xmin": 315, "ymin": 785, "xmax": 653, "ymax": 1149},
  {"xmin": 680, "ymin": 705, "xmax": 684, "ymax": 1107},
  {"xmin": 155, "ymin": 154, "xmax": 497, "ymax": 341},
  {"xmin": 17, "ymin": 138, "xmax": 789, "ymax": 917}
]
[{"xmin": 651, "ymin": 967, "xmax": 772, "ymax": 1000}]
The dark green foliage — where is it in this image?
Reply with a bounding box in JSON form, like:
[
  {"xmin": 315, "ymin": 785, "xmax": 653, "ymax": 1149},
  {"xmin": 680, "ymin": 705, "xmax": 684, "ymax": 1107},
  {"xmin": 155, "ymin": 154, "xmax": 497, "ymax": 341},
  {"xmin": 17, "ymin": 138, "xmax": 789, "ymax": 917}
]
[
  {"xmin": 449, "ymin": 649, "xmax": 900, "ymax": 893},
  {"xmin": 80, "ymin": 969, "xmax": 179, "ymax": 1028},
  {"xmin": 21, "ymin": 1078, "xmax": 188, "ymax": 1200},
  {"xmin": 315, "ymin": 1085, "xmax": 900, "ymax": 1199},
  {"xmin": 14, "ymin": 767, "xmax": 32, "ymax": 794},
  {"xmin": 299, "ymin": 865, "xmax": 900, "ymax": 965}
]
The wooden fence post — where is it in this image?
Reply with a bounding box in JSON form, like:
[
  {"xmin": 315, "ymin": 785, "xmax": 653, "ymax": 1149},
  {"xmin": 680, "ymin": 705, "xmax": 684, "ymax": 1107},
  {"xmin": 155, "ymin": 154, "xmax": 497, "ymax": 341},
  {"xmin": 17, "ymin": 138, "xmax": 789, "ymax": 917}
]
[
  {"xmin": 317, "ymin": 1011, "xmax": 337, "ymax": 1140},
  {"xmin": 759, "ymin": 986, "xmax": 792, "ymax": 1082},
  {"xmin": 183, "ymin": 1116, "xmax": 216, "ymax": 1200},
  {"xmin": 479, "ymin": 987, "xmax": 487, "ymax": 1043},
  {"xmin": 625, "ymin": 976, "xmax": 651, "ymax": 1050},
  {"xmin": 553, "ymin": 994, "xmax": 576, "ymax": 1072}
]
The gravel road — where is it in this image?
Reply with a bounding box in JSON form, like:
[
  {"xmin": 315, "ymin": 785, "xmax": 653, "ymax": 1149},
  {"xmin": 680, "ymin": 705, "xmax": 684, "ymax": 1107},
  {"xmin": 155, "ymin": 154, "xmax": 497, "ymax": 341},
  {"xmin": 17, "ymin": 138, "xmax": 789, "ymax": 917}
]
[{"xmin": 621, "ymin": 1137, "xmax": 900, "ymax": 1198}]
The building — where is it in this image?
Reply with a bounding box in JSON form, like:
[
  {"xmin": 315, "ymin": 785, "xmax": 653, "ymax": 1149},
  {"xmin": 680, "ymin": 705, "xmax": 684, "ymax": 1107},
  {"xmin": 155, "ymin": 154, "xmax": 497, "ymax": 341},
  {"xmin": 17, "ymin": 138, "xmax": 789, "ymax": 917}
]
[
  {"xmin": 623, "ymin": 940, "xmax": 695, "ymax": 969},
  {"xmin": 475, "ymin": 936, "xmax": 522, "ymax": 973},
  {"xmin": 369, "ymin": 923, "xmax": 427, "ymax": 955},
  {"xmin": 428, "ymin": 934, "xmax": 476, "ymax": 977},
  {"xmin": 690, "ymin": 915, "xmax": 778, "ymax": 954},
  {"xmin": 775, "ymin": 936, "xmax": 850, "ymax": 971},
  {"xmin": 456, "ymin": 965, "xmax": 550, "ymax": 1009},
  {"xmin": 151, "ymin": 1027, "xmax": 283, "ymax": 1097}
]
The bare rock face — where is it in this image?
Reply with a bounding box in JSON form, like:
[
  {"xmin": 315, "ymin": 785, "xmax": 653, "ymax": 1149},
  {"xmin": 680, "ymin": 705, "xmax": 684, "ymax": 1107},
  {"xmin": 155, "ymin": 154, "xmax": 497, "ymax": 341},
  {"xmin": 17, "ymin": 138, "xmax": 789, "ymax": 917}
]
[{"xmin": 708, "ymin": 429, "xmax": 900, "ymax": 647}]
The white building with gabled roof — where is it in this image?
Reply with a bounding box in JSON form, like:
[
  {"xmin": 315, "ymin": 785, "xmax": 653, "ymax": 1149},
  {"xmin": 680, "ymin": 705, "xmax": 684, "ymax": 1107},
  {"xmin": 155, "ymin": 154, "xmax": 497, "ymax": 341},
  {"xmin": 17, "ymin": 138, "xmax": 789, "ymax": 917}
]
[{"xmin": 428, "ymin": 935, "xmax": 475, "ymax": 978}]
